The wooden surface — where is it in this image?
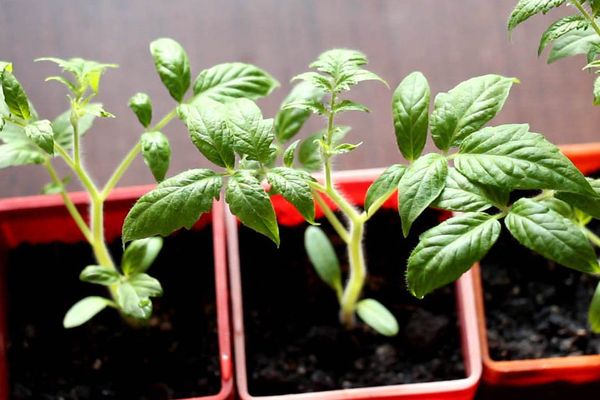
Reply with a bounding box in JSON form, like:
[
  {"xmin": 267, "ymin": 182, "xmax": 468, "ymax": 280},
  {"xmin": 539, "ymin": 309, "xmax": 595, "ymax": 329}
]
[{"xmin": 1, "ymin": 0, "xmax": 599, "ymax": 198}]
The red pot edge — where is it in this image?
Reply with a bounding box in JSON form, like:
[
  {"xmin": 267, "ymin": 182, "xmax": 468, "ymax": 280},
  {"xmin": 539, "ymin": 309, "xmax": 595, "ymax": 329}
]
[
  {"xmin": 226, "ymin": 170, "xmax": 482, "ymax": 400},
  {"xmin": 474, "ymin": 142, "xmax": 600, "ymax": 387},
  {"xmin": 0, "ymin": 191, "xmax": 233, "ymax": 400}
]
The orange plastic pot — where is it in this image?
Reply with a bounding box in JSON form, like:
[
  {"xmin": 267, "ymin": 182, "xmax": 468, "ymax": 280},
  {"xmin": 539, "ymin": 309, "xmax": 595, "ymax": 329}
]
[
  {"xmin": 0, "ymin": 187, "xmax": 233, "ymax": 400},
  {"xmin": 226, "ymin": 169, "xmax": 482, "ymax": 400},
  {"xmin": 474, "ymin": 142, "xmax": 600, "ymax": 387}
]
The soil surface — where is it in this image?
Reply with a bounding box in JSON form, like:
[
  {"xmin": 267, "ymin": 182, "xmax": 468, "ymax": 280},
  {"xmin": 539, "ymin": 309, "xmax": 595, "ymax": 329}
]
[
  {"xmin": 239, "ymin": 209, "xmax": 465, "ymax": 396},
  {"xmin": 5, "ymin": 228, "xmax": 220, "ymax": 400},
  {"xmin": 481, "ymin": 222, "xmax": 600, "ymax": 361}
]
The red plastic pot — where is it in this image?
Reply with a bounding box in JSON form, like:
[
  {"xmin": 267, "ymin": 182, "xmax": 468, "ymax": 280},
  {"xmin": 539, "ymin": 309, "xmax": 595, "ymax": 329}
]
[
  {"xmin": 226, "ymin": 168, "xmax": 482, "ymax": 400},
  {"xmin": 0, "ymin": 186, "xmax": 233, "ymax": 400},
  {"xmin": 474, "ymin": 142, "xmax": 600, "ymax": 387}
]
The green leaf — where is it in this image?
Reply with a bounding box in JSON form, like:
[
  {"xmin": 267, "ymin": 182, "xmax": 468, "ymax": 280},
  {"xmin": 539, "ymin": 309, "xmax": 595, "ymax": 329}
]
[
  {"xmin": 392, "ymin": 71, "xmax": 430, "ymax": 161},
  {"xmin": 275, "ymin": 82, "xmax": 323, "ymax": 142},
  {"xmin": 79, "ymin": 265, "xmax": 120, "ymax": 286},
  {"xmin": 291, "ymin": 72, "xmax": 333, "ymax": 92},
  {"xmin": 508, "ymin": 0, "xmax": 566, "ymax": 31},
  {"xmin": 0, "ymin": 141, "xmax": 45, "ymax": 169},
  {"xmin": 298, "ymin": 133, "xmax": 322, "ymax": 172},
  {"xmin": 128, "ymin": 273, "xmax": 163, "ymax": 297},
  {"xmin": 333, "ymin": 100, "xmax": 369, "ymax": 113},
  {"xmin": 282, "ymin": 99, "xmax": 328, "ymax": 115},
  {"xmin": 589, "ymin": 282, "xmax": 600, "ymax": 333},
  {"xmin": 432, "ymin": 167, "xmax": 506, "ymax": 212},
  {"xmin": 1, "ymin": 70, "xmax": 31, "ymax": 120},
  {"xmin": 226, "ymin": 171, "xmax": 279, "ymax": 245},
  {"xmin": 364, "ymin": 164, "xmax": 406, "ymax": 214},
  {"xmin": 36, "ymin": 57, "xmax": 117, "ymax": 94},
  {"xmin": 595, "ymin": 76, "xmax": 600, "ymax": 106},
  {"xmin": 556, "ymin": 178, "xmax": 600, "ymax": 218},
  {"xmin": 538, "ymin": 197, "xmax": 575, "ymax": 219},
  {"xmin": 121, "ymin": 237, "xmax": 163, "ymax": 276},
  {"xmin": 141, "ymin": 131, "xmax": 171, "ymax": 182},
  {"xmin": 332, "ymin": 142, "xmax": 361, "ymax": 154},
  {"xmin": 128, "ymin": 92, "xmax": 152, "ymax": 127},
  {"xmin": 356, "ymin": 299, "xmax": 399, "ymax": 336},
  {"xmin": 122, "ymin": 169, "xmax": 222, "ymax": 242},
  {"xmin": 178, "ymin": 101, "xmax": 235, "ymax": 168},
  {"xmin": 407, "ymin": 212, "xmax": 501, "ymax": 299},
  {"xmin": 117, "ymin": 282, "xmax": 152, "ymax": 320},
  {"xmin": 304, "ymin": 226, "xmax": 342, "ymax": 297},
  {"xmin": 267, "ymin": 167, "xmax": 315, "ymax": 223},
  {"xmin": 83, "ymin": 103, "xmax": 114, "ymax": 118},
  {"xmin": 505, "ymin": 198, "xmax": 599, "ymax": 274},
  {"xmin": 0, "ymin": 61, "xmax": 12, "ymax": 73},
  {"xmin": 283, "ymin": 139, "xmax": 299, "ymax": 167},
  {"xmin": 149, "ymin": 38, "xmax": 190, "ymax": 102},
  {"xmin": 548, "ymin": 27, "xmax": 600, "ymax": 63},
  {"xmin": 226, "ymin": 98, "xmax": 275, "ymax": 163},
  {"xmin": 63, "ymin": 296, "xmax": 111, "ymax": 328},
  {"xmin": 42, "ymin": 175, "xmax": 71, "ymax": 194},
  {"xmin": 430, "ymin": 75, "xmax": 517, "ymax": 150},
  {"xmin": 193, "ymin": 62, "xmax": 279, "ymax": 102},
  {"xmin": 52, "ymin": 104, "xmax": 99, "ymax": 150},
  {"xmin": 455, "ymin": 124, "xmax": 596, "ymax": 196},
  {"xmin": 398, "ymin": 153, "xmax": 448, "ymax": 237},
  {"xmin": 538, "ymin": 15, "xmax": 589, "ymax": 55},
  {"xmin": 24, "ymin": 120, "xmax": 54, "ymax": 155}
]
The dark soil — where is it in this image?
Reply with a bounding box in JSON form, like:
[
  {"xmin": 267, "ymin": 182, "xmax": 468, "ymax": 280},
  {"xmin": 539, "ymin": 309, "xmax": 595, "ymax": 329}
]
[
  {"xmin": 239, "ymin": 209, "xmax": 466, "ymax": 396},
  {"xmin": 481, "ymin": 222, "xmax": 600, "ymax": 361},
  {"xmin": 4, "ymin": 228, "xmax": 220, "ymax": 400}
]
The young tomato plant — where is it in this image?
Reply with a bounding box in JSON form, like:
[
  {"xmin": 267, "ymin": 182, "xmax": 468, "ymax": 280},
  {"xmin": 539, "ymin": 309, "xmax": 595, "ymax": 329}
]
[{"xmin": 0, "ymin": 38, "xmax": 276, "ymax": 329}]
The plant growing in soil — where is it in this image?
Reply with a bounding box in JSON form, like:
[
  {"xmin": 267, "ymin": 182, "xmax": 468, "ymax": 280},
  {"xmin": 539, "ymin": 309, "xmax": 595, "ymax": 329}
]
[
  {"xmin": 508, "ymin": 0, "xmax": 600, "ymax": 333},
  {"xmin": 122, "ymin": 47, "xmax": 600, "ymax": 337},
  {"xmin": 0, "ymin": 37, "xmax": 276, "ymax": 329}
]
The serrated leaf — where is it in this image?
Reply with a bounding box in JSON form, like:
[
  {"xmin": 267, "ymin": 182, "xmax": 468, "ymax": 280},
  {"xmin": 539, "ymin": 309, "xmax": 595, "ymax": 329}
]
[
  {"xmin": 36, "ymin": 57, "xmax": 117, "ymax": 95},
  {"xmin": 63, "ymin": 296, "xmax": 111, "ymax": 328},
  {"xmin": 275, "ymin": 82, "xmax": 324, "ymax": 142},
  {"xmin": 178, "ymin": 101, "xmax": 235, "ymax": 168},
  {"xmin": 24, "ymin": 120, "xmax": 54, "ymax": 155},
  {"xmin": 432, "ymin": 167, "xmax": 505, "ymax": 212},
  {"xmin": 308, "ymin": 49, "xmax": 386, "ymax": 91},
  {"xmin": 283, "ymin": 139, "xmax": 299, "ymax": 167},
  {"xmin": 408, "ymin": 212, "xmax": 501, "ymax": 299},
  {"xmin": 122, "ymin": 169, "xmax": 222, "ymax": 242},
  {"xmin": 508, "ymin": 0, "xmax": 566, "ymax": 31},
  {"xmin": 282, "ymin": 99, "xmax": 328, "ymax": 115},
  {"xmin": 150, "ymin": 38, "xmax": 190, "ymax": 102},
  {"xmin": 505, "ymin": 198, "xmax": 599, "ymax": 273},
  {"xmin": 52, "ymin": 104, "xmax": 99, "ymax": 150},
  {"xmin": 141, "ymin": 131, "xmax": 171, "ymax": 182},
  {"xmin": 356, "ymin": 299, "xmax": 399, "ymax": 336},
  {"xmin": 1, "ymin": 70, "xmax": 31, "ymax": 120},
  {"xmin": 193, "ymin": 62, "xmax": 279, "ymax": 102},
  {"xmin": 117, "ymin": 282, "xmax": 152, "ymax": 320},
  {"xmin": 332, "ymin": 142, "xmax": 361, "ymax": 154},
  {"xmin": 556, "ymin": 178, "xmax": 600, "ymax": 218},
  {"xmin": 398, "ymin": 153, "xmax": 448, "ymax": 237},
  {"xmin": 455, "ymin": 124, "xmax": 596, "ymax": 196},
  {"xmin": 80, "ymin": 265, "xmax": 120, "ymax": 286},
  {"xmin": 128, "ymin": 273, "xmax": 163, "ymax": 297},
  {"xmin": 548, "ymin": 27, "xmax": 600, "ymax": 63},
  {"xmin": 298, "ymin": 133, "xmax": 322, "ymax": 172},
  {"xmin": 267, "ymin": 167, "xmax": 315, "ymax": 223},
  {"xmin": 430, "ymin": 75, "xmax": 517, "ymax": 150},
  {"xmin": 333, "ymin": 100, "xmax": 369, "ymax": 113},
  {"xmin": 364, "ymin": 164, "xmax": 406, "ymax": 214},
  {"xmin": 0, "ymin": 141, "xmax": 45, "ymax": 169},
  {"xmin": 291, "ymin": 72, "xmax": 333, "ymax": 92},
  {"xmin": 392, "ymin": 71, "xmax": 430, "ymax": 161},
  {"xmin": 539, "ymin": 197, "xmax": 575, "ymax": 219},
  {"xmin": 538, "ymin": 15, "xmax": 589, "ymax": 55},
  {"xmin": 121, "ymin": 237, "xmax": 163, "ymax": 276},
  {"xmin": 226, "ymin": 98, "xmax": 275, "ymax": 163},
  {"xmin": 226, "ymin": 171, "xmax": 279, "ymax": 245},
  {"xmin": 589, "ymin": 282, "xmax": 600, "ymax": 333},
  {"xmin": 304, "ymin": 226, "xmax": 342, "ymax": 297},
  {"xmin": 129, "ymin": 92, "xmax": 152, "ymax": 127}
]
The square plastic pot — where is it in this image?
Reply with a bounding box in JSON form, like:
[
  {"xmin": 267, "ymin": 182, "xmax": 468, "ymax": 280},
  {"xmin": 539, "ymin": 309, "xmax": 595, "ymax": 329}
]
[
  {"xmin": 0, "ymin": 186, "xmax": 233, "ymax": 400},
  {"xmin": 473, "ymin": 142, "xmax": 600, "ymax": 387},
  {"xmin": 226, "ymin": 169, "xmax": 482, "ymax": 400}
]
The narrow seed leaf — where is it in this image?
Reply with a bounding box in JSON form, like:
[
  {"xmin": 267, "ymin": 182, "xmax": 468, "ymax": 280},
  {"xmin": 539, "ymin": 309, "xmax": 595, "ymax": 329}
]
[
  {"xmin": 505, "ymin": 198, "xmax": 600, "ymax": 274},
  {"xmin": 149, "ymin": 38, "xmax": 190, "ymax": 102},
  {"xmin": 226, "ymin": 171, "xmax": 279, "ymax": 245},
  {"xmin": 128, "ymin": 92, "xmax": 152, "ymax": 127},
  {"xmin": 128, "ymin": 273, "xmax": 163, "ymax": 297},
  {"xmin": 275, "ymin": 82, "xmax": 323, "ymax": 142},
  {"xmin": 267, "ymin": 167, "xmax": 315, "ymax": 223},
  {"xmin": 79, "ymin": 265, "xmax": 120, "ymax": 286},
  {"xmin": 356, "ymin": 299, "xmax": 399, "ymax": 336},
  {"xmin": 141, "ymin": 131, "xmax": 171, "ymax": 182},
  {"xmin": 24, "ymin": 120, "xmax": 54, "ymax": 154},
  {"xmin": 304, "ymin": 226, "xmax": 342, "ymax": 296},
  {"xmin": 1, "ymin": 70, "xmax": 31, "ymax": 120},
  {"xmin": 364, "ymin": 164, "xmax": 406, "ymax": 214},
  {"xmin": 407, "ymin": 212, "xmax": 501, "ymax": 299},
  {"xmin": 121, "ymin": 237, "xmax": 163, "ymax": 276},
  {"xmin": 392, "ymin": 71, "xmax": 430, "ymax": 161},
  {"xmin": 455, "ymin": 124, "xmax": 596, "ymax": 196},
  {"xmin": 538, "ymin": 15, "xmax": 589, "ymax": 55},
  {"xmin": 63, "ymin": 297, "xmax": 110, "ymax": 329},
  {"xmin": 122, "ymin": 169, "xmax": 222, "ymax": 242},
  {"xmin": 548, "ymin": 28, "xmax": 600, "ymax": 63},
  {"xmin": 430, "ymin": 75, "xmax": 517, "ymax": 150},
  {"xmin": 398, "ymin": 153, "xmax": 448, "ymax": 237},
  {"xmin": 589, "ymin": 282, "xmax": 600, "ymax": 333},
  {"xmin": 432, "ymin": 167, "xmax": 505, "ymax": 212},
  {"xmin": 508, "ymin": 0, "xmax": 566, "ymax": 32},
  {"xmin": 556, "ymin": 178, "xmax": 600, "ymax": 218}
]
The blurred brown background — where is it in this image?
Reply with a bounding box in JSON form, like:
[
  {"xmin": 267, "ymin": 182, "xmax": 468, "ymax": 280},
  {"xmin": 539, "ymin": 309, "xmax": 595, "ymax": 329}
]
[{"xmin": 0, "ymin": 0, "xmax": 598, "ymax": 198}]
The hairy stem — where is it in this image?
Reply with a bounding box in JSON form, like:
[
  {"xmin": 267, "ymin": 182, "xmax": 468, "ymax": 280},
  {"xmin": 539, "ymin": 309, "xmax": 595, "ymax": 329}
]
[
  {"xmin": 324, "ymin": 93, "xmax": 337, "ymax": 191},
  {"xmin": 571, "ymin": 0, "xmax": 600, "ymax": 38},
  {"xmin": 313, "ymin": 190, "xmax": 350, "ymax": 243},
  {"xmin": 585, "ymin": 227, "xmax": 600, "ymax": 248},
  {"xmin": 102, "ymin": 141, "xmax": 142, "ymax": 199},
  {"xmin": 340, "ymin": 218, "xmax": 366, "ymax": 327}
]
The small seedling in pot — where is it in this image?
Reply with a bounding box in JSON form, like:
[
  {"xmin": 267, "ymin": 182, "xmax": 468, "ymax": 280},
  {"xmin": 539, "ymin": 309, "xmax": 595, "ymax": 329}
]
[{"xmin": 123, "ymin": 48, "xmax": 600, "ymax": 336}]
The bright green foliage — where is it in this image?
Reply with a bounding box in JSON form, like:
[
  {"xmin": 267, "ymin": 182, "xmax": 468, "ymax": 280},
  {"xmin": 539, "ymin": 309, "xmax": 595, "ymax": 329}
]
[
  {"xmin": 304, "ymin": 226, "xmax": 343, "ymax": 298},
  {"xmin": 267, "ymin": 167, "xmax": 315, "ymax": 223},
  {"xmin": 226, "ymin": 98, "xmax": 276, "ymax": 164},
  {"xmin": 556, "ymin": 178, "xmax": 600, "ymax": 218},
  {"xmin": 508, "ymin": 0, "xmax": 566, "ymax": 31},
  {"xmin": 80, "ymin": 265, "xmax": 120, "ymax": 285},
  {"xmin": 356, "ymin": 299, "xmax": 399, "ymax": 337},
  {"xmin": 52, "ymin": 104, "xmax": 100, "ymax": 150},
  {"xmin": 37, "ymin": 57, "xmax": 117, "ymax": 97},
  {"xmin": 63, "ymin": 297, "xmax": 112, "ymax": 329},
  {"xmin": 539, "ymin": 15, "xmax": 589, "ymax": 54},
  {"xmin": 589, "ymin": 282, "xmax": 600, "ymax": 333},
  {"xmin": 275, "ymin": 82, "xmax": 324, "ymax": 143},
  {"xmin": 121, "ymin": 237, "xmax": 163, "ymax": 276},
  {"xmin": 150, "ymin": 38, "xmax": 190, "ymax": 102},
  {"xmin": 24, "ymin": 120, "xmax": 54, "ymax": 155},
  {"xmin": 141, "ymin": 131, "xmax": 171, "ymax": 182},
  {"xmin": 364, "ymin": 164, "xmax": 406, "ymax": 214},
  {"xmin": 549, "ymin": 28, "xmax": 600, "ymax": 63},
  {"xmin": 129, "ymin": 92, "xmax": 152, "ymax": 127},
  {"xmin": 1, "ymin": 70, "xmax": 31, "ymax": 121},
  {"xmin": 432, "ymin": 168, "xmax": 507, "ymax": 212}
]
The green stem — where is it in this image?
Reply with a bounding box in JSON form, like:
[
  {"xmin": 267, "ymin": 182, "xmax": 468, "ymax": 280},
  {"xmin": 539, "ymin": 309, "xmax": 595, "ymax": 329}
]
[
  {"xmin": 101, "ymin": 141, "xmax": 142, "ymax": 199},
  {"xmin": 313, "ymin": 191, "xmax": 350, "ymax": 243},
  {"xmin": 324, "ymin": 93, "xmax": 337, "ymax": 191},
  {"xmin": 71, "ymin": 112, "xmax": 81, "ymax": 166},
  {"xmin": 571, "ymin": 0, "xmax": 600, "ymax": 38},
  {"xmin": 55, "ymin": 143, "xmax": 100, "ymax": 198},
  {"xmin": 585, "ymin": 227, "xmax": 600, "ymax": 248},
  {"xmin": 340, "ymin": 218, "xmax": 366, "ymax": 327},
  {"xmin": 151, "ymin": 108, "xmax": 178, "ymax": 132}
]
